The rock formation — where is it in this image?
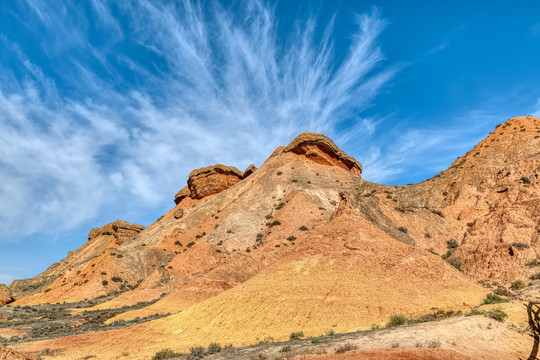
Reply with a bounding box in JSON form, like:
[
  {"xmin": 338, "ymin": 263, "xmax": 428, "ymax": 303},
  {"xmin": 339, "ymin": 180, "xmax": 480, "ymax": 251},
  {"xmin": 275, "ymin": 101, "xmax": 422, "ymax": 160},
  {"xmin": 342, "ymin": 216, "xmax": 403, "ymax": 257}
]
[
  {"xmin": 187, "ymin": 164, "xmax": 244, "ymax": 199},
  {"xmin": 243, "ymin": 164, "xmax": 257, "ymax": 177},
  {"xmin": 173, "ymin": 186, "xmax": 190, "ymax": 205},
  {"xmin": 0, "ymin": 285, "xmax": 13, "ymax": 306},
  {"xmin": 88, "ymin": 220, "xmax": 144, "ymax": 245},
  {"xmin": 0, "ymin": 346, "xmax": 37, "ymax": 360},
  {"xmin": 6, "ymin": 117, "xmax": 539, "ymax": 360},
  {"xmin": 173, "ymin": 208, "xmax": 184, "ymax": 219},
  {"xmin": 283, "ymin": 132, "xmax": 363, "ymax": 176}
]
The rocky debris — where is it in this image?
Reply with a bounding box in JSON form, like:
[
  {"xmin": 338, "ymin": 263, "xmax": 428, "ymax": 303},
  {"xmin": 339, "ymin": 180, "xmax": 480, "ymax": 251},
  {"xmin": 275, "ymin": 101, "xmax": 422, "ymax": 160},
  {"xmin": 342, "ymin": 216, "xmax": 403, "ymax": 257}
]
[
  {"xmin": 88, "ymin": 220, "xmax": 144, "ymax": 245},
  {"xmin": 0, "ymin": 284, "xmax": 13, "ymax": 306},
  {"xmin": 0, "ymin": 345, "xmax": 37, "ymax": 360},
  {"xmin": 174, "ymin": 208, "xmax": 184, "ymax": 219},
  {"xmin": 187, "ymin": 164, "xmax": 244, "ymax": 199},
  {"xmin": 174, "ymin": 186, "xmax": 191, "ymax": 205},
  {"xmin": 243, "ymin": 164, "xmax": 257, "ymax": 178},
  {"xmin": 283, "ymin": 132, "xmax": 363, "ymax": 176}
]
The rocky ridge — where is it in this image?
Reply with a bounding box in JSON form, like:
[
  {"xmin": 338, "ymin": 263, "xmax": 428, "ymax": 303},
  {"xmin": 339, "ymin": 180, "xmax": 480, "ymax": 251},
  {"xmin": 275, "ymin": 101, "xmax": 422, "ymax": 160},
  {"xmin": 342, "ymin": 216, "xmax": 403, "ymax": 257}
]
[{"xmin": 4, "ymin": 117, "xmax": 539, "ymax": 360}]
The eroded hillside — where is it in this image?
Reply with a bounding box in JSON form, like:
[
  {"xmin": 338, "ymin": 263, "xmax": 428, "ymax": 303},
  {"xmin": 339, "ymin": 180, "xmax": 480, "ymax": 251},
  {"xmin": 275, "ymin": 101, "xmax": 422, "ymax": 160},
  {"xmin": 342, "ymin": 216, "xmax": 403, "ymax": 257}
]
[{"xmin": 1, "ymin": 117, "xmax": 539, "ymax": 360}]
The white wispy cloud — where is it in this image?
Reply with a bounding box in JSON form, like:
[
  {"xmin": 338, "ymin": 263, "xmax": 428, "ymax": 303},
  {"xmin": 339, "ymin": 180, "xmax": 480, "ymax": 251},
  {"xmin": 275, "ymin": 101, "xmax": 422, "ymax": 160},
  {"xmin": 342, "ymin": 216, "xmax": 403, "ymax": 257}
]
[{"xmin": 0, "ymin": 1, "xmax": 395, "ymax": 240}]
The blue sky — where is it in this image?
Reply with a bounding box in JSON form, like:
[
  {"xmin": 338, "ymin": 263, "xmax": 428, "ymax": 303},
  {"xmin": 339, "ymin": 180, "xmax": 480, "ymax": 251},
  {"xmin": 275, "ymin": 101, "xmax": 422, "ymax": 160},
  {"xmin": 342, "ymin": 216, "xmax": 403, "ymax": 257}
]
[{"xmin": 1, "ymin": 0, "xmax": 540, "ymax": 284}]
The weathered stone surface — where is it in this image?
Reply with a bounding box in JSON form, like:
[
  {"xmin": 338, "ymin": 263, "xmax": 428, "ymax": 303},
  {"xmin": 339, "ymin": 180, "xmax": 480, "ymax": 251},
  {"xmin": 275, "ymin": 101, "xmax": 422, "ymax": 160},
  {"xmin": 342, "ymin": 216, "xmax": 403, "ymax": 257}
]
[
  {"xmin": 87, "ymin": 223, "xmax": 115, "ymax": 240},
  {"xmin": 243, "ymin": 164, "xmax": 257, "ymax": 178},
  {"xmin": 0, "ymin": 345, "xmax": 38, "ymax": 360},
  {"xmin": 0, "ymin": 284, "xmax": 13, "ymax": 306},
  {"xmin": 174, "ymin": 186, "xmax": 191, "ymax": 205},
  {"xmin": 88, "ymin": 220, "xmax": 144, "ymax": 245},
  {"xmin": 187, "ymin": 164, "xmax": 244, "ymax": 199},
  {"xmin": 283, "ymin": 132, "xmax": 362, "ymax": 176},
  {"xmin": 174, "ymin": 208, "xmax": 184, "ymax": 219},
  {"xmin": 111, "ymin": 220, "xmax": 145, "ymax": 245}
]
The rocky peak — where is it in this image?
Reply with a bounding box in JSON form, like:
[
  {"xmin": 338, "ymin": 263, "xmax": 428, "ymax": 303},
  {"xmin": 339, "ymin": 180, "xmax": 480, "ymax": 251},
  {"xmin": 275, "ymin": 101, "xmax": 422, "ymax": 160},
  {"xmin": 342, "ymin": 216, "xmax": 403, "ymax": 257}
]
[
  {"xmin": 282, "ymin": 132, "xmax": 362, "ymax": 176},
  {"xmin": 243, "ymin": 164, "xmax": 257, "ymax": 178},
  {"xmin": 187, "ymin": 164, "xmax": 244, "ymax": 200},
  {"xmin": 88, "ymin": 220, "xmax": 144, "ymax": 245}
]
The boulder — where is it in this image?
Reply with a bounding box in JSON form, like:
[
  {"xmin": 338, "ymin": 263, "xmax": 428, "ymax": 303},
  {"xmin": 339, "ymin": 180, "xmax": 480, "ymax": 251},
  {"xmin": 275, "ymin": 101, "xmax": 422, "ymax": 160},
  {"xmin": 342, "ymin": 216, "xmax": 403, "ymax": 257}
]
[
  {"xmin": 283, "ymin": 132, "xmax": 362, "ymax": 176},
  {"xmin": 111, "ymin": 220, "xmax": 145, "ymax": 245},
  {"xmin": 187, "ymin": 164, "xmax": 244, "ymax": 199},
  {"xmin": 174, "ymin": 186, "xmax": 191, "ymax": 205},
  {"xmin": 88, "ymin": 220, "xmax": 144, "ymax": 245},
  {"xmin": 0, "ymin": 284, "xmax": 13, "ymax": 306},
  {"xmin": 174, "ymin": 208, "xmax": 184, "ymax": 219}
]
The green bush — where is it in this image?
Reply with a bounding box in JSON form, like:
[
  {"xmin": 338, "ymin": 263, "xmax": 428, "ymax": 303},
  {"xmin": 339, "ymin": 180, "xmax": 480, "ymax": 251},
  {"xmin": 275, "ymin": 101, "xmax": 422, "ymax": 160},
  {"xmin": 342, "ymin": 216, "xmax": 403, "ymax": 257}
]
[
  {"xmin": 446, "ymin": 257, "xmax": 463, "ymax": 272},
  {"xmin": 207, "ymin": 342, "xmax": 221, "ymax": 354},
  {"xmin": 187, "ymin": 346, "xmax": 205, "ymax": 360},
  {"xmin": 530, "ymin": 273, "xmax": 540, "ymax": 280},
  {"xmin": 486, "ymin": 308, "xmax": 508, "ymax": 322},
  {"xmin": 526, "ymin": 259, "xmax": 540, "ymax": 267},
  {"xmin": 311, "ymin": 337, "xmax": 321, "ymax": 344},
  {"xmin": 483, "ymin": 293, "xmax": 504, "ymax": 304},
  {"xmin": 387, "ymin": 314, "xmax": 407, "ymax": 327},
  {"xmin": 494, "ymin": 287, "xmax": 511, "ymax": 297},
  {"xmin": 276, "ymin": 202, "xmax": 285, "ymax": 210},
  {"xmin": 446, "ymin": 239, "xmax": 459, "ymax": 249},
  {"xmin": 152, "ymin": 349, "xmax": 178, "ymax": 360},
  {"xmin": 465, "ymin": 309, "xmax": 485, "ymax": 316},
  {"xmin": 510, "ymin": 279, "xmax": 526, "ymax": 290},
  {"xmin": 512, "ymin": 242, "xmax": 530, "ymax": 250},
  {"xmin": 287, "ymin": 236, "xmax": 296, "ymax": 241},
  {"xmin": 335, "ymin": 342, "xmax": 358, "ymax": 354},
  {"xmin": 299, "ymin": 225, "xmax": 308, "ymax": 231},
  {"xmin": 289, "ymin": 331, "xmax": 304, "ymax": 340},
  {"xmin": 102, "ymin": 280, "xmax": 108, "ymax": 286},
  {"xmin": 279, "ymin": 345, "xmax": 291, "ymax": 352}
]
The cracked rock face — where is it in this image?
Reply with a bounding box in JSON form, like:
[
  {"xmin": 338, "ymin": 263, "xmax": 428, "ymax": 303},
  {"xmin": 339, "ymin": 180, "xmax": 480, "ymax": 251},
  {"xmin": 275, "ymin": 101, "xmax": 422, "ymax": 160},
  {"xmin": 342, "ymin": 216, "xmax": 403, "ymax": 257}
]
[
  {"xmin": 187, "ymin": 164, "xmax": 244, "ymax": 200},
  {"xmin": 283, "ymin": 132, "xmax": 362, "ymax": 176}
]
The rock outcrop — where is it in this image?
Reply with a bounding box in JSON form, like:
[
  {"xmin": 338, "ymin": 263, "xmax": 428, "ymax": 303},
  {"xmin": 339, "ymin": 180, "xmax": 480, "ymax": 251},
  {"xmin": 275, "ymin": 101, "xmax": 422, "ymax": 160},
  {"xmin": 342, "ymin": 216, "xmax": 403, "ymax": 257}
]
[
  {"xmin": 173, "ymin": 208, "xmax": 184, "ymax": 219},
  {"xmin": 0, "ymin": 345, "xmax": 37, "ymax": 360},
  {"xmin": 88, "ymin": 220, "xmax": 144, "ymax": 245},
  {"xmin": 174, "ymin": 186, "xmax": 191, "ymax": 205},
  {"xmin": 0, "ymin": 284, "xmax": 13, "ymax": 306},
  {"xmin": 187, "ymin": 164, "xmax": 244, "ymax": 199},
  {"xmin": 243, "ymin": 164, "xmax": 257, "ymax": 178},
  {"xmin": 283, "ymin": 132, "xmax": 362, "ymax": 176}
]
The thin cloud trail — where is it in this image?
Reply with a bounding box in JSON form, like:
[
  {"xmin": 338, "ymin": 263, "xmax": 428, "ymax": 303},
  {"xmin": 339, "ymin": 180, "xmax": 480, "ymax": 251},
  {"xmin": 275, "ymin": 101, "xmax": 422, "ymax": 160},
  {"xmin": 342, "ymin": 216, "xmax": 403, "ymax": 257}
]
[{"xmin": 0, "ymin": 0, "xmax": 393, "ymax": 240}]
